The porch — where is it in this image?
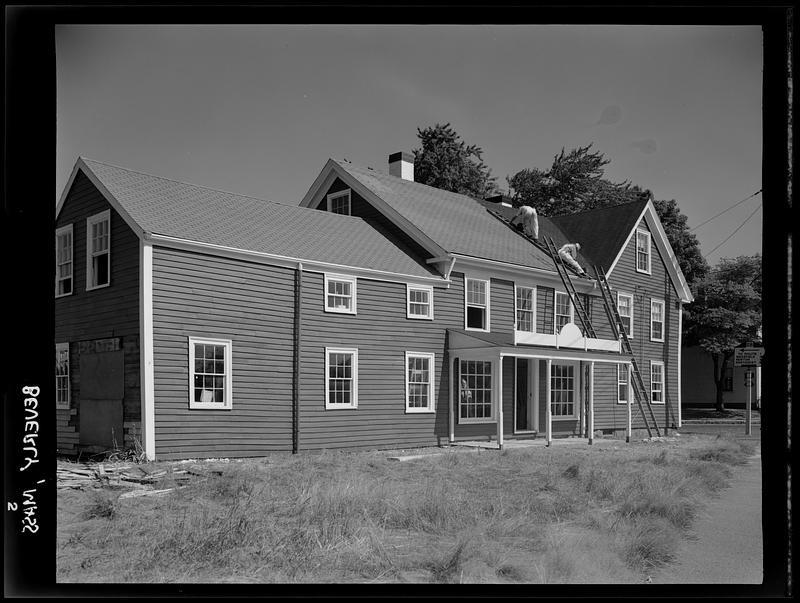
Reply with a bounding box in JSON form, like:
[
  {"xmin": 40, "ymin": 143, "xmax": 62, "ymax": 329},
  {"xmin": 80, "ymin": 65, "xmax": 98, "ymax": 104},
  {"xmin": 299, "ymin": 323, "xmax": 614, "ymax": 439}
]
[{"xmin": 447, "ymin": 329, "xmax": 634, "ymax": 449}]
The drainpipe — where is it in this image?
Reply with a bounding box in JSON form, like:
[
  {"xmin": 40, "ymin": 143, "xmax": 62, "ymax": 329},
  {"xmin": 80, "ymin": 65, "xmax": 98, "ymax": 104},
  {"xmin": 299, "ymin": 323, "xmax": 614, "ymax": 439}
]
[{"xmin": 293, "ymin": 262, "xmax": 303, "ymax": 454}]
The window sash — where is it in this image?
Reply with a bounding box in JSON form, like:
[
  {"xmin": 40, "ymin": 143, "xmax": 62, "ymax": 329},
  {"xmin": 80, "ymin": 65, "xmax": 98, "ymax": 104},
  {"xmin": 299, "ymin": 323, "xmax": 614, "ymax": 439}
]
[
  {"xmin": 636, "ymin": 231, "xmax": 651, "ymax": 273},
  {"xmin": 516, "ymin": 286, "xmax": 535, "ymax": 332},
  {"xmin": 327, "ymin": 190, "xmax": 351, "ymax": 215},
  {"xmin": 554, "ymin": 292, "xmax": 573, "ymax": 333},
  {"xmin": 465, "ymin": 278, "xmax": 489, "ymax": 331},
  {"xmin": 459, "ymin": 360, "xmax": 493, "ymax": 421},
  {"xmin": 326, "ymin": 348, "xmax": 358, "ymax": 409},
  {"xmin": 406, "ymin": 352, "xmax": 434, "ymax": 412},
  {"xmin": 651, "ymin": 362, "xmax": 664, "ymax": 404},
  {"xmin": 86, "ymin": 211, "xmax": 111, "ymax": 289},
  {"xmin": 189, "ymin": 338, "xmax": 232, "ymax": 409},
  {"xmin": 407, "ymin": 286, "xmax": 433, "ymax": 319},
  {"xmin": 617, "ymin": 364, "xmax": 629, "ymax": 404},
  {"xmin": 324, "ymin": 275, "xmax": 356, "ymax": 314},
  {"xmin": 550, "ymin": 363, "xmax": 576, "ymax": 417},
  {"xmin": 651, "ymin": 300, "xmax": 665, "ymax": 341},
  {"xmin": 55, "ymin": 343, "xmax": 70, "ymax": 408},
  {"xmin": 55, "ymin": 227, "xmax": 73, "ymax": 296},
  {"xmin": 617, "ymin": 293, "xmax": 633, "ymax": 338}
]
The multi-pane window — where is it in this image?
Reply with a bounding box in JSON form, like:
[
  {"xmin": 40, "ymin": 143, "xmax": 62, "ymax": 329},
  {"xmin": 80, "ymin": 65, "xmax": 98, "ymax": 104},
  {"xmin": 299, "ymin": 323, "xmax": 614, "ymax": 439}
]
[
  {"xmin": 650, "ymin": 299, "xmax": 665, "ymax": 342},
  {"xmin": 86, "ymin": 210, "xmax": 111, "ymax": 289},
  {"xmin": 465, "ymin": 278, "xmax": 489, "ymax": 331},
  {"xmin": 554, "ymin": 292, "xmax": 573, "ymax": 334},
  {"xmin": 325, "ymin": 348, "xmax": 358, "ymax": 409},
  {"xmin": 407, "ymin": 285, "xmax": 433, "ymax": 319},
  {"xmin": 55, "ymin": 343, "xmax": 70, "ymax": 409},
  {"xmin": 324, "ymin": 274, "xmax": 356, "ymax": 314},
  {"xmin": 406, "ymin": 352, "xmax": 434, "ymax": 412},
  {"xmin": 327, "ymin": 190, "xmax": 351, "ymax": 215},
  {"xmin": 55, "ymin": 225, "xmax": 73, "ymax": 297},
  {"xmin": 650, "ymin": 361, "xmax": 664, "ymax": 404},
  {"xmin": 189, "ymin": 338, "xmax": 232, "ymax": 410},
  {"xmin": 516, "ymin": 286, "xmax": 535, "ymax": 332},
  {"xmin": 459, "ymin": 360, "xmax": 493, "ymax": 421},
  {"xmin": 551, "ymin": 363, "xmax": 576, "ymax": 417},
  {"xmin": 636, "ymin": 230, "xmax": 651, "ymax": 274},
  {"xmin": 617, "ymin": 364, "xmax": 629, "ymax": 404},
  {"xmin": 617, "ymin": 293, "xmax": 634, "ymax": 338}
]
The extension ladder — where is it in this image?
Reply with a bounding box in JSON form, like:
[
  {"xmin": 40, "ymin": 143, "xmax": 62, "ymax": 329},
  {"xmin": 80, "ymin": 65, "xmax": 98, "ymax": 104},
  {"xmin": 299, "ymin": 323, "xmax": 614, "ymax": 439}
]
[
  {"xmin": 594, "ymin": 265, "xmax": 662, "ymax": 437},
  {"xmin": 543, "ymin": 236, "xmax": 597, "ymax": 339}
]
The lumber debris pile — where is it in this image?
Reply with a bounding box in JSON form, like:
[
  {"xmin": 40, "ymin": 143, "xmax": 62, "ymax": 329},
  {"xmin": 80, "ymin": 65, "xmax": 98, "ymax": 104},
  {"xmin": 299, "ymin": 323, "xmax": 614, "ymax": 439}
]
[{"xmin": 57, "ymin": 460, "xmax": 215, "ymax": 498}]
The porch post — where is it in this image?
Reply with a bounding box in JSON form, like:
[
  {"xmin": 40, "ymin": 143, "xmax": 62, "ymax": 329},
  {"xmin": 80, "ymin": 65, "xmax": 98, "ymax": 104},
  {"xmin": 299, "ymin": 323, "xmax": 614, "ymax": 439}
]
[
  {"xmin": 579, "ymin": 362, "xmax": 586, "ymax": 438},
  {"xmin": 588, "ymin": 361, "xmax": 594, "ymax": 445},
  {"xmin": 546, "ymin": 358, "xmax": 552, "ymax": 446},
  {"xmin": 626, "ymin": 362, "xmax": 632, "ymax": 443},
  {"xmin": 497, "ymin": 355, "xmax": 504, "ymax": 450},
  {"xmin": 449, "ymin": 357, "xmax": 456, "ymax": 444}
]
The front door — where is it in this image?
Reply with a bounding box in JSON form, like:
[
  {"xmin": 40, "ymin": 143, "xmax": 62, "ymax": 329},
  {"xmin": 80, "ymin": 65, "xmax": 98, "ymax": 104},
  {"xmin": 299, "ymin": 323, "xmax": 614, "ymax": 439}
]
[{"xmin": 515, "ymin": 358, "xmax": 535, "ymax": 432}]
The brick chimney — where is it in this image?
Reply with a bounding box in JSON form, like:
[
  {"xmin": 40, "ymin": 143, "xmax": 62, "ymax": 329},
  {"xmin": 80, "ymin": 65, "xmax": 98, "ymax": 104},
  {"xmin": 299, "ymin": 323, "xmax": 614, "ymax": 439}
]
[{"xmin": 388, "ymin": 152, "xmax": 414, "ymax": 181}]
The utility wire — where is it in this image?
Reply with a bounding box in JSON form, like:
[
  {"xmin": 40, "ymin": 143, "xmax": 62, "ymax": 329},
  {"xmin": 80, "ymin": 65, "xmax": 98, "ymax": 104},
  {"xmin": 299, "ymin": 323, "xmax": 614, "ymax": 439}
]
[
  {"xmin": 690, "ymin": 189, "xmax": 762, "ymax": 232},
  {"xmin": 705, "ymin": 203, "xmax": 762, "ymax": 258}
]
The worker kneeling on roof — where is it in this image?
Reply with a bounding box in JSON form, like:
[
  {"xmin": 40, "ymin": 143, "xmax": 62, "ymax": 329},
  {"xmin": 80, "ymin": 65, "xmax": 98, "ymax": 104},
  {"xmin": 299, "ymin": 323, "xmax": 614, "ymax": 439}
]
[
  {"xmin": 558, "ymin": 242, "xmax": 587, "ymax": 276},
  {"xmin": 510, "ymin": 205, "xmax": 539, "ymax": 240}
]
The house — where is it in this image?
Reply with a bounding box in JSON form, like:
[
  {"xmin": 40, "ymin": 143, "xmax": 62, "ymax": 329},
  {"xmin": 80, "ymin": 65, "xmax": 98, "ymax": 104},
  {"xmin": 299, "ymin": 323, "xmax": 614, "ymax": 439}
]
[
  {"xmin": 681, "ymin": 345, "xmax": 762, "ymax": 409},
  {"xmin": 55, "ymin": 152, "xmax": 693, "ymax": 460}
]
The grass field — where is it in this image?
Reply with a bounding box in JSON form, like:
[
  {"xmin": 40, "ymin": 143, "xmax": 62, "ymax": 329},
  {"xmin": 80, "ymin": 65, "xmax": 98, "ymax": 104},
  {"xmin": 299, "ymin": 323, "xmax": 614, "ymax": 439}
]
[{"xmin": 56, "ymin": 434, "xmax": 756, "ymax": 584}]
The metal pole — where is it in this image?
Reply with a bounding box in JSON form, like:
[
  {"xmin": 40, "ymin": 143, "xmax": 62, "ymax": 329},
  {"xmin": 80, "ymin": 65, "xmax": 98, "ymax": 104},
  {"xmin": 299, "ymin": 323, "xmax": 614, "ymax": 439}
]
[{"xmin": 746, "ymin": 369, "xmax": 752, "ymax": 436}]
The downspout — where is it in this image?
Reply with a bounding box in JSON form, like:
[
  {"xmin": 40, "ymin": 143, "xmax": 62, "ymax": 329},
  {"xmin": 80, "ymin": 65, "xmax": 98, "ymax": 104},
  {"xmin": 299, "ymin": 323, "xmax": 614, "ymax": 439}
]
[{"xmin": 293, "ymin": 262, "xmax": 303, "ymax": 454}]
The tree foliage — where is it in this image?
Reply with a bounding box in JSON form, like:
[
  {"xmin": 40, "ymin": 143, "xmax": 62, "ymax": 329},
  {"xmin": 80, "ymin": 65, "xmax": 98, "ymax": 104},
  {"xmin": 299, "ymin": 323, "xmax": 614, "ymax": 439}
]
[
  {"xmin": 683, "ymin": 255, "xmax": 762, "ymax": 411},
  {"xmin": 412, "ymin": 123, "xmax": 498, "ymax": 199},
  {"xmin": 506, "ymin": 143, "xmax": 708, "ymax": 286}
]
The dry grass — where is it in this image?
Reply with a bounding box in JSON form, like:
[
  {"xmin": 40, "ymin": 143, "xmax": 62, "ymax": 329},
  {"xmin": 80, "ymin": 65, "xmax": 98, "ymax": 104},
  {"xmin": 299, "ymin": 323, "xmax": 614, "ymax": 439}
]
[{"xmin": 56, "ymin": 434, "xmax": 756, "ymax": 584}]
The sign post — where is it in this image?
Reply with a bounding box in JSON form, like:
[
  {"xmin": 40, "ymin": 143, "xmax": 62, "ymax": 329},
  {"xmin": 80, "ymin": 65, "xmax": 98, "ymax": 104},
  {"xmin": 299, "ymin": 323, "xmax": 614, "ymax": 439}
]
[{"xmin": 734, "ymin": 347, "xmax": 763, "ymax": 437}]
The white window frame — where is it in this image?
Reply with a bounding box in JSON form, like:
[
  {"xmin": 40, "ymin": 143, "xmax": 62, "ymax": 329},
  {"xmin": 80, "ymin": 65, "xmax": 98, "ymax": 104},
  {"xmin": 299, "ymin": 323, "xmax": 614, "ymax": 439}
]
[
  {"xmin": 55, "ymin": 342, "xmax": 70, "ymax": 409},
  {"xmin": 464, "ymin": 277, "xmax": 491, "ymax": 332},
  {"xmin": 405, "ymin": 351, "xmax": 435, "ymax": 414},
  {"xmin": 325, "ymin": 347, "xmax": 358, "ymax": 410},
  {"xmin": 458, "ymin": 359, "xmax": 494, "ymax": 424},
  {"xmin": 617, "ymin": 363, "xmax": 630, "ymax": 405},
  {"xmin": 650, "ymin": 360, "xmax": 665, "ymax": 405},
  {"xmin": 550, "ymin": 361, "xmax": 579, "ymax": 419},
  {"xmin": 86, "ymin": 209, "xmax": 111, "ymax": 291},
  {"xmin": 188, "ymin": 337, "xmax": 233, "ymax": 410},
  {"xmin": 326, "ymin": 189, "xmax": 351, "ymax": 215},
  {"xmin": 650, "ymin": 298, "xmax": 666, "ymax": 342},
  {"xmin": 406, "ymin": 284, "xmax": 434, "ymax": 320},
  {"xmin": 617, "ymin": 292, "xmax": 634, "ymax": 339},
  {"xmin": 324, "ymin": 273, "xmax": 357, "ymax": 315},
  {"xmin": 553, "ymin": 291, "xmax": 574, "ymax": 334},
  {"xmin": 635, "ymin": 229, "xmax": 652, "ymax": 275},
  {"xmin": 514, "ymin": 285, "xmax": 536, "ymax": 333},
  {"xmin": 55, "ymin": 224, "xmax": 74, "ymax": 298}
]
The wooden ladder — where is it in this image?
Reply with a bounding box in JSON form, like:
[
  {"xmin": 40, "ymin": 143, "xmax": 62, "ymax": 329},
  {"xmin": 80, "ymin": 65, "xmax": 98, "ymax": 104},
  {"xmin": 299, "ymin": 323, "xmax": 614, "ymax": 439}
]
[
  {"xmin": 544, "ymin": 236, "xmax": 597, "ymax": 339},
  {"xmin": 594, "ymin": 265, "xmax": 661, "ymax": 437}
]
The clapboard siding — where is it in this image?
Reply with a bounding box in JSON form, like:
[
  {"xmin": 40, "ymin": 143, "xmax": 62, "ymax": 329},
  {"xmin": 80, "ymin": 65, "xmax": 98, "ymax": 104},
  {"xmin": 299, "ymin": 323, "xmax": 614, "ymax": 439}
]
[
  {"xmin": 151, "ymin": 247, "xmax": 295, "ymax": 459},
  {"xmin": 55, "ymin": 171, "xmax": 141, "ymax": 453},
  {"xmin": 606, "ymin": 219, "xmax": 681, "ymax": 429}
]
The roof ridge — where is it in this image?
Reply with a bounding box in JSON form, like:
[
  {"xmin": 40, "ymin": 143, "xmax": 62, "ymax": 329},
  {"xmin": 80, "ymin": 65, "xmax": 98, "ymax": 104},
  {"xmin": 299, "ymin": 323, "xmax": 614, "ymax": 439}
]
[
  {"xmin": 548, "ymin": 198, "xmax": 649, "ymax": 220},
  {"xmin": 81, "ymin": 157, "xmax": 367, "ymax": 223}
]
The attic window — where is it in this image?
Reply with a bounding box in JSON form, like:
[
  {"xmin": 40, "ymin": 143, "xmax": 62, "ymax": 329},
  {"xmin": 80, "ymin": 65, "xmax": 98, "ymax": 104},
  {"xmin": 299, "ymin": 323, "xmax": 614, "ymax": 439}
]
[
  {"xmin": 86, "ymin": 210, "xmax": 111, "ymax": 290},
  {"xmin": 55, "ymin": 224, "xmax": 73, "ymax": 297},
  {"xmin": 327, "ymin": 190, "xmax": 351, "ymax": 215},
  {"xmin": 636, "ymin": 230, "xmax": 651, "ymax": 274}
]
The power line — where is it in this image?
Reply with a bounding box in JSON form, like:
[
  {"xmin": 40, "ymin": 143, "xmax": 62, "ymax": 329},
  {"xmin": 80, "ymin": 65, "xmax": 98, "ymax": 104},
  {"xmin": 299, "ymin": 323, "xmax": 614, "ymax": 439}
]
[
  {"xmin": 690, "ymin": 189, "xmax": 762, "ymax": 232},
  {"xmin": 705, "ymin": 203, "xmax": 762, "ymax": 258}
]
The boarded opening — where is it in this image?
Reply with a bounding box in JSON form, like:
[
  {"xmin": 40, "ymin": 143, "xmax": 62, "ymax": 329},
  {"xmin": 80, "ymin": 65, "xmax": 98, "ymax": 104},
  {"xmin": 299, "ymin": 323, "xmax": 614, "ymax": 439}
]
[{"xmin": 79, "ymin": 350, "xmax": 124, "ymax": 449}]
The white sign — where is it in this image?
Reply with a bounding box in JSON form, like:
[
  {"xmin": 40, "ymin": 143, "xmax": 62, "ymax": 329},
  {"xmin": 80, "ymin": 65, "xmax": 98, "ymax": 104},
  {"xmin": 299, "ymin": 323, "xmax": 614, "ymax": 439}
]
[{"xmin": 734, "ymin": 347, "xmax": 764, "ymax": 367}]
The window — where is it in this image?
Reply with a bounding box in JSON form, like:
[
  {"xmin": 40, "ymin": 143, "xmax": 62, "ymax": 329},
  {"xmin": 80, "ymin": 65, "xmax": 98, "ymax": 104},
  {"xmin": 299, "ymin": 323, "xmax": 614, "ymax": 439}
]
[
  {"xmin": 650, "ymin": 299, "xmax": 665, "ymax": 342},
  {"xmin": 324, "ymin": 274, "xmax": 357, "ymax": 314},
  {"xmin": 554, "ymin": 291, "xmax": 573, "ymax": 334},
  {"xmin": 465, "ymin": 277, "xmax": 490, "ymax": 331},
  {"xmin": 617, "ymin": 292, "xmax": 634, "ymax": 338},
  {"xmin": 55, "ymin": 225, "xmax": 73, "ymax": 297},
  {"xmin": 515, "ymin": 286, "xmax": 535, "ymax": 332},
  {"xmin": 327, "ymin": 190, "xmax": 351, "ymax": 215},
  {"xmin": 405, "ymin": 352, "xmax": 435, "ymax": 413},
  {"xmin": 189, "ymin": 338, "xmax": 232, "ymax": 410},
  {"xmin": 459, "ymin": 360, "xmax": 493, "ymax": 422},
  {"xmin": 55, "ymin": 343, "xmax": 70, "ymax": 409},
  {"xmin": 650, "ymin": 361, "xmax": 664, "ymax": 404},
  {"xmin": 325, "ymin": 348, "xmax": 358, "ymax": 409},
  {"xmin": 407, "ymin": 285, "xmax": 433, "ymax": 320},
  {"xmin": 617, "ymin": 364, "xmax": 630, "ymax": 404},
  {"xmin": 86, "ymin": 210, "xmax": 111, "ymax": 290},
  {"xmin": 636, "ymin": 230, "xmax": 651, "ymax": 274},
  {"xmin": 551, "ymin": 363, "xmax": 577, "ymax": 417}
]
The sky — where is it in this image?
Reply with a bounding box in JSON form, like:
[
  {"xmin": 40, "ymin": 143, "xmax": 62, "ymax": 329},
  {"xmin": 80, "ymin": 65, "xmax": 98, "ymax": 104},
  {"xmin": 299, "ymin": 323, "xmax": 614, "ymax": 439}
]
[{"xmin": 56, "ymin": 24, "xmax": 764, "ymax": 263}]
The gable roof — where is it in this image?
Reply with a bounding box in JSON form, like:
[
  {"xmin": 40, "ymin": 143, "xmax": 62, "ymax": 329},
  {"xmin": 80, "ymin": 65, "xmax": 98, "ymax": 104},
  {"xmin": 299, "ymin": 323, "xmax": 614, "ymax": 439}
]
[
  {"xmin": 312, "ymin": 160, "xmax": 558, "ymax": 272},
  {"xmin": 57, "ymin": 158, "xmax": 441, "ymax": 282}
]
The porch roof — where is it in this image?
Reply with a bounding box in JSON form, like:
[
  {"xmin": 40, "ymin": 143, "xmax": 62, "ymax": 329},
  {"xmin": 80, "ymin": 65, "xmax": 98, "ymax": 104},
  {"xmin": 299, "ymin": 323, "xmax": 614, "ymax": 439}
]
[{"xmin": 447, "ymin": 329, "xmax": 628, "ymax": 364}]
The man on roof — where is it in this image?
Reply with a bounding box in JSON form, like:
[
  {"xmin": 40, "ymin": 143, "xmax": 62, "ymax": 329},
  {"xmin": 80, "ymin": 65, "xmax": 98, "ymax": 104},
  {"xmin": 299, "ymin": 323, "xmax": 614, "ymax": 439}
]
[
  {"xmin": 558, "ymin": 242, "xmax": 588, "ymax": 277},
  {"xmin": 510, "ymin": 205, "xmax": 539, "ymax": 240}
]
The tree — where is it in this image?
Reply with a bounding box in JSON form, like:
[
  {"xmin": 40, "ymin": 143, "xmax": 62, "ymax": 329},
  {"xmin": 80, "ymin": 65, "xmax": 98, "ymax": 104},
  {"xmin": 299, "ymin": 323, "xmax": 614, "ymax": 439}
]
[
  {"xmin": 683, "ymin": 255, "xmax": 762, "ymax": 411},
  {"xmin": 507, "ymin": 144, "xmax": 708, "ymax": 287},
  {"xmin": 412, "ymin": 123, "xmax": 498, "ymax": 199}
]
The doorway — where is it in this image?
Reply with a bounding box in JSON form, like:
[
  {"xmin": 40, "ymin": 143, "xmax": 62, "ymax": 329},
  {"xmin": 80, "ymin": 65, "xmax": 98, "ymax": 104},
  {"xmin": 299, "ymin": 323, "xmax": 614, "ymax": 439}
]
[{"xmin": 514, "ymin": 358, "xmax": 537, "ymax": 433}]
